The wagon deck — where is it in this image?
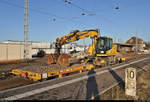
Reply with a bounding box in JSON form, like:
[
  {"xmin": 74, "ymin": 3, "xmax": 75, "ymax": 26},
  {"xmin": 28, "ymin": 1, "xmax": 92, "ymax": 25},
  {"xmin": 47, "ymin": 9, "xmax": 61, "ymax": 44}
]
[{"xmin": 11, "ymin": 64, "xmax": 94, "ymax": 81}]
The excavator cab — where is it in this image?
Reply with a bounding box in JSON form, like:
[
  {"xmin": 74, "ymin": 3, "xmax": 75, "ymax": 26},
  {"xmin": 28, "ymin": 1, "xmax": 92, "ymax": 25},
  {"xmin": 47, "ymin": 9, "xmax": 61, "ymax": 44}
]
[{"xmin": 95, "ymin": 37, "xmax": 113, "ymax": 55}]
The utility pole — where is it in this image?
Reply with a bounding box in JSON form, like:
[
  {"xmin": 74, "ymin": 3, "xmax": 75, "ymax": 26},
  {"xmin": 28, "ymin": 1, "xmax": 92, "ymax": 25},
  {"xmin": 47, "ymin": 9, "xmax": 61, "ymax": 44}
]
[
  {"xmin": 114, "ymin": 36, "xmax": 116, "ymax": 43},
  {"xmin": 24, "ymin": 0, "xmax": 29, "ymax": 59},
  {"xmin": 83, "ymin": 39, "xmax": 86, "ymax": 52},
  {"xmin": 136, "ymin": 28, "xmax": 138, "ymax": 54}
]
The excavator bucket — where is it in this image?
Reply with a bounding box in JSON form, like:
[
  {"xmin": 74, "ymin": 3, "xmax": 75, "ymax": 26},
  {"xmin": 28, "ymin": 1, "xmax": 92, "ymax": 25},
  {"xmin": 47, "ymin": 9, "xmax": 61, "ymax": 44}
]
[
  {"xmin": 57, "ymin": 54, "xmax": 70, "ymax": 66},
  {"xmin": 47, "ymin": 54, "xmax": 57, "ymax": 64}
]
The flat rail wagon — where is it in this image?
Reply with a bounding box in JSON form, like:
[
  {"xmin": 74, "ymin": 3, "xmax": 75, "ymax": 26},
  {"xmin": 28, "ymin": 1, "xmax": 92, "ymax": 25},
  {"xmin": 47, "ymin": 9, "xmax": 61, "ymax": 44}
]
[{"xmin": 11, "ymin": 64, "xmax": 94, "ymax": 81}]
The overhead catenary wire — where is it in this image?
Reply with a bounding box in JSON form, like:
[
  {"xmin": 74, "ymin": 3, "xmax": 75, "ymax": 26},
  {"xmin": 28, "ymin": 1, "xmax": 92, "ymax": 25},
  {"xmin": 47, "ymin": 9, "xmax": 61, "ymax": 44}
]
[
  {"xmin": 1, "ymin": 0, "xmax": 147, "ymax": 26},
  {"xmin": 60, "ymin": 0, "xmax": 119, "ymax": 27},
  {"xmin": 1, "ymin": 0, "xmax": 147, "ymax": 44},
  {"xmin": 56, "ymin": 0, "xmax": 119, "ymax": 30},
  {"xmin": 2, "ymin": 0, "xmax": 145, "ymax": 31},
  {"xmin": 0, "ymin": 0, "xmax": 88, "ymax": 27},
  {"xmin": 0, "ymin": 0, "xmax": 71, "ymax": 21},
  {"xmin": 61, "ymin": 0, "xmax": 96, "ymax": 16},
  {"xmin": 0, "ymin": 0, "xmax": 94, "ymax": 35},
  {"xmin": 63, "ymin": 0, "xmax": 90, "ymax": 13},
  {"xmin": 0, "ymin": 0, "xmax": 119, "ymax": 28}
]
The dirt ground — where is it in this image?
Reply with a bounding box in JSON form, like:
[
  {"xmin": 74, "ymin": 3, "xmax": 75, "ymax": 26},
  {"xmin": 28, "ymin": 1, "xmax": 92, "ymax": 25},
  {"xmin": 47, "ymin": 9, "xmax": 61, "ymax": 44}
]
[
  {"xmin": 0, "ymin": 57, "xmax": 48, "ymax": 91},
  {"xmin": 0, "ymin": 77, "xmax": 34, "ymax": 91},
  {"xmin": 0, "ymin": 52, "xmax": 147, "ymax": 77},
  {"xmin": 0, "ymin": 52, "xmax": 149, "ymax": 93},
  {"xmin": 96, "ymin": 64, "xmax": 150, "ymax": 100},
  {"xmin": 0, "ymin": 57, "xmax": 49, "ymax": 79}
]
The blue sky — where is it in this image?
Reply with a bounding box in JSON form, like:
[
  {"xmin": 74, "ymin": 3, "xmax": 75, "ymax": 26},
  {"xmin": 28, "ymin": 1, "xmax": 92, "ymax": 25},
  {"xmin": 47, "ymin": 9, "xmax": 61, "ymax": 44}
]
[{"xmin": 0, "ymin": 0, "xmax": 150, "ymax": 45}]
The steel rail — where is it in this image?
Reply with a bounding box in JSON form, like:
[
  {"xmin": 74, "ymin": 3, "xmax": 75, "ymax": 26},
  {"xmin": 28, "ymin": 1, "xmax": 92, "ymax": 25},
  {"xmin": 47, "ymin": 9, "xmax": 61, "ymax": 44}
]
[{"xmin": 1, "ymin": 56, "xmax": 150, "ymax": 100}]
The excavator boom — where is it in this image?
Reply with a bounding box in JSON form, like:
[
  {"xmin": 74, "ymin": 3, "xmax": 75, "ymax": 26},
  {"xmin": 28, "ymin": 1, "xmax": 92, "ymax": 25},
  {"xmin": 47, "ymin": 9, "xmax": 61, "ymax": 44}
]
[
  {"xmin": 56, "ymin": 30, "xmax": 99, "ymax": 46},
  {"xmin": 48, "ymin": 29, "xmax": 100, "ymax": 66}
]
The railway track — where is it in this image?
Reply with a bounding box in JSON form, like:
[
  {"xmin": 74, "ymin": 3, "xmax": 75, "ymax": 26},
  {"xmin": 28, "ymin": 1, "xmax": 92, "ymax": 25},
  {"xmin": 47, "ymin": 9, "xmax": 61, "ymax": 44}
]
[
  {"xmin": 0, "ymin": 57, "xmax": 48, "ymax": 79},
  {"xmin": 0, "ymin": 57, "xmax": 50, "ymax": 91},
  {"xmin": 0, "ymin": 55, "xmax": 150, "ymax": 100},
  {"xmin": 0, "ymin": 54, "xmax": 149, "ymax": 91}
]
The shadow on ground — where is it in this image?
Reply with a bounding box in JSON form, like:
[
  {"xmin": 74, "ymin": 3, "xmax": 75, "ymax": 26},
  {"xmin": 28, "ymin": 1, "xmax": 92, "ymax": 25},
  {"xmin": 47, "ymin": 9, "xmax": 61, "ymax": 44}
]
[
  {"xmin": 86, "ymin": 68, "xmax": 100, "ymax": 100},
  {"xmin": 108, "ymin": 68, "xmax": 125, "ymax": 90}
]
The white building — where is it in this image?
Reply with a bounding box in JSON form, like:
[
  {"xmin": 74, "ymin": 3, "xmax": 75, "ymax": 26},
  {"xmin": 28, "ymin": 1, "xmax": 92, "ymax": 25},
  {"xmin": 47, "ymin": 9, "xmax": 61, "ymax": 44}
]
[
  {"xmin": 3, "ymin": 40, "xmax": 54, "ymax": 56},
  {"xmin": 0, "ymin": 42, "xmax": 32, "ymax": 61},
  {"xmin": 3, "ymin": 40, "xmax": 87, "ymax": 56}
]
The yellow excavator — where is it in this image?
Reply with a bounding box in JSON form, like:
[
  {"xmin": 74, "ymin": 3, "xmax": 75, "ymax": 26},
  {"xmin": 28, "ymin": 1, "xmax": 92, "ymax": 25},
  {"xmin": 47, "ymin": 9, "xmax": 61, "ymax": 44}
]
[{"xmin": 47, "ymin": 29, "xmax": 125, "ymax": 66}]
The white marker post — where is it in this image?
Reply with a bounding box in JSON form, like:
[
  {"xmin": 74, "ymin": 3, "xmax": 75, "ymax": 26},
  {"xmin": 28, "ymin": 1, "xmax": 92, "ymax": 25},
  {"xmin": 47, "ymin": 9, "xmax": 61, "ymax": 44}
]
[{"xmin": 125, "ymin": 67, "xmax": 136, "ymax": 97}]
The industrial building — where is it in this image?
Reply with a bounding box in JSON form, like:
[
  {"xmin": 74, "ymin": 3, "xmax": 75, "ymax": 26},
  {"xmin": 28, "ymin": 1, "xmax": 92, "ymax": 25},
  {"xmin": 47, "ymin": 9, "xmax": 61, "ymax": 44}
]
[
  {"xmin": 0, "ymin": 42, "xmax": 32, "ymax": 62},
  {"xmin": 0, "ymin": 40, "xmax": 86, "ymax": 62},
  {"xmin": 3, "ymin": 40, "xmax": 53, "ymax": 56}
]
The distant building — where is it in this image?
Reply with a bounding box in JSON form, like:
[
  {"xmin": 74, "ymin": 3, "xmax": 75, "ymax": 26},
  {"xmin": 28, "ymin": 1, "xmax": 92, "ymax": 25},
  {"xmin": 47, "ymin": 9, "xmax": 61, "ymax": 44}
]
[
  {"xmin": 126, "ymin": 37, "xmax": 144, "ymax": 44},
  {"xmin": 115, "ymin": 43, "xmax": 133, "ymax": 52},
  {"xmin": 126, "ymin": 37, "xmax": 146, "ymax": 52},
  {"xmin": 0, "ymin": 42, "xmax": 32, "ymax": 61},
  {"xmin": 3, "ymin": 40, "xmax": 53, "ymax": 55},
  {"xmin": 3, "ymin": 40, "xmax": 86, "ymax": 55}
]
